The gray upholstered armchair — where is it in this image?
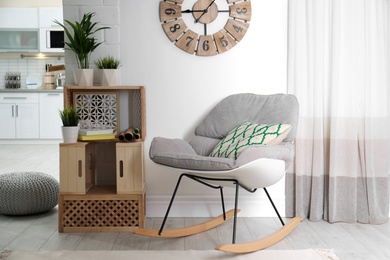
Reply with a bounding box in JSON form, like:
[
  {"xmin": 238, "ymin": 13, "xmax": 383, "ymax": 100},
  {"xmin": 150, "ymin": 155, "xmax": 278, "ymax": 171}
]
[{"xmin": 135, "ymin": 93, "xmax": 301, "ymax": 253}]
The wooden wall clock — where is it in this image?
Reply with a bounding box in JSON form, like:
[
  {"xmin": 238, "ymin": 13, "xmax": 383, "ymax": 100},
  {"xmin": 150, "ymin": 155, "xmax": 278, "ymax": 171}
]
[{"xmin": 159, "ymin": 0, "xmax": 251, "ymax": 56}]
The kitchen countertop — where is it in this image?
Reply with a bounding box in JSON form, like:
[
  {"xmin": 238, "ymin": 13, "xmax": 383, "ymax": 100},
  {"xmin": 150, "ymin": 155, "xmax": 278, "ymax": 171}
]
[{"xmin": 0, "ymin": 88, "xmax": 63, "ymax": 93}]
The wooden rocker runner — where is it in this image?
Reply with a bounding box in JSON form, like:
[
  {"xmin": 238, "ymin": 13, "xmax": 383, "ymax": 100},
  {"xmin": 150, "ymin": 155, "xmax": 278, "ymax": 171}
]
[
  {"xmin": 136, "ymin": 215, "xmax": 301, "ymax": 253},
  {"xmin": 216, "ymin": 216, "xmax": 302, "ymax": 253},
  {"xmin": 138, "ymin": 94, "xmax": 301, "ymax": 253},
  {"xmin": 135, "ymin": 209, "xmax": 238, "ymax": 238},
  {"xmin": 134, "ymin": 172, "xmax": 302, "ymax": 253}
]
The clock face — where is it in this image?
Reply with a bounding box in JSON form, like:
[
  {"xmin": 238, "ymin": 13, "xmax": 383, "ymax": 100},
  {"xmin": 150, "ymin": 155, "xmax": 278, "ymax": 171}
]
[{"xmin": 159, "ymin": 0, "xmax": 252, "ymax": 56}]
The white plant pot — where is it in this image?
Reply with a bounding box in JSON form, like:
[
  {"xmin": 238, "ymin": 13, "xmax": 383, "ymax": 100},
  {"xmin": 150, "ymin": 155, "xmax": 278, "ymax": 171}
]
[
  {"xmin": 100, "ymin": 69, "xmax": 119, "ymax": 86},
  {"xmin": 74, "ymin": 69, "xmax": 94, "ymax": 86},
  {"xmin": 62, "ymin": 126, "xmax": 79, "ymax": 143}
]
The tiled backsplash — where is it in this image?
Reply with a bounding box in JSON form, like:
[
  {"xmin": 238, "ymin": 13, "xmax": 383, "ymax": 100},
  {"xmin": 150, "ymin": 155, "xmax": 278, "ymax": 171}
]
[{"xmin": 0, "ymin": 57, "xmax": 65, "ymax": 89}]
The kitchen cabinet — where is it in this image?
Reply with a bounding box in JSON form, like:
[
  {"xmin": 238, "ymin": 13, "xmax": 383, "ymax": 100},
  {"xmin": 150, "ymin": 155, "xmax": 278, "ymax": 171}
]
[
  {"xmin": 0, "ymin": 91, "xmax": 63, "ymax": 141},
  {"xmin": 0, "ymin": 104, "xmax": 16, "ymax": 138},
  {"xmin": 0, "ymin": 7, "xmax": 62, "ymax": 29},
  {"xmin": 0, "ymin": 93, "xmax": 39, "ymax": 139},
  {"xmin": 0, "ymin": 7, "xmax": 63, "ymax": 53},
  {"xmin": 0, "ymin": 8, "xmax": 39, "ymax": 28},
  {"xmin": 39, "ymin": 7, "xmax": 64, "ymax": 53},
  {"xmin": 0, "ymin": 7, "xmax": 39, "ymax": 52},
  {"xmin": 39, "ymin": 7, "xmax": 63, "ymax": 28},
  {"xmin": 39, "ymin": 92, "xmax": 63, "ymax": 139},
  {"xmin": 0, "ymin": 29, "xmax": 39, "ymax": 53}
]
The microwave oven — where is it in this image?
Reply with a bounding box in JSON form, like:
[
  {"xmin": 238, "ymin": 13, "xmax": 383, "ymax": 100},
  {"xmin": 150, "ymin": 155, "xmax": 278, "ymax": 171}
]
[{"xmin": 39, "ymin": 28, "xmax": 64, "ymax": 53}]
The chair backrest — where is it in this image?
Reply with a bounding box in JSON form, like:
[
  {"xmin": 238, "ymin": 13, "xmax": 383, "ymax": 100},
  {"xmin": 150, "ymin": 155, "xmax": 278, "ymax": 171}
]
[{"xmin": 194, "ymin": 93, "xmax": 299, "ymax": 143}]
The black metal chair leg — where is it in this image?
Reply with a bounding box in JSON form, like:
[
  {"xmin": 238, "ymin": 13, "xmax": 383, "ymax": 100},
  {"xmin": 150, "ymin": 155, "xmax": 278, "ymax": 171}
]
[
  {"xmin": 158, "ymin": 174, "xmax": 185, "ymax": 235},
  {"xmin": 159, "ymin": 173, "xmax": 242, "ymax": 243},
  {"xmin": 219, "ymin": 187, "xmax": 226, "ymax": 220},
  {"xmin": 263, "ymin": 188, "xmax": 285, "ymax": 226}
]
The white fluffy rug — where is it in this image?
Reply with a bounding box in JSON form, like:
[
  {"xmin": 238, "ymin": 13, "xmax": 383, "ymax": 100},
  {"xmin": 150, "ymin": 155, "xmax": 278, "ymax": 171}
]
[{"xmin": 1, "ymin": 249, "xmax": 339, "ymax": 260}]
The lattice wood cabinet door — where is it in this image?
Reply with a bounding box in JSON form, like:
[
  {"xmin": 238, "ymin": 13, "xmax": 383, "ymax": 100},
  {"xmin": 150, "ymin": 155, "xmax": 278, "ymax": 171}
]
[{"xmin": 58, "ymin": 192, "xmax": 145, "ymax": 232}]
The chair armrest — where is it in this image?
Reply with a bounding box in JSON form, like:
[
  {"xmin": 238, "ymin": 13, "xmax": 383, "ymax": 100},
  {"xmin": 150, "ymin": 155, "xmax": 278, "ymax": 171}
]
[
  {"xmin": 150, "ymin": 137, "xmax": 197, "ymax": 158},
  {"xmin": 149, "ymin": 137, "xmax": 236, "ymax": 171}
]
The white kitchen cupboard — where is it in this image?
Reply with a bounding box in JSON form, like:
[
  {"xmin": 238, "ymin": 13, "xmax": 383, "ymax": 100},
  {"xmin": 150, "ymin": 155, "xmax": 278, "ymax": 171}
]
[
  {"xmin": 38, "ymin": 7, "xmax": 63, "ymax": 28},
  {"xmin": 0, "ymin": 7, "xmax": 39, "ymax": 52},
  {"xmin": 0, "ymin": 93, "xmax": 39, "ymax": 139},
  {"xmin": 0, "ymin": 8, "xmax": 39, "ymax": 28},
  {"xmin": 0, "ymin": 104, "xmax": 16, "ymax": 138},
  {"xmin": 39, "ymin": 92, "xmax": 63, "ymax": 139},
  {"xmin": 0, "ymin": 7, "xmax": 62, "ymax": 29},
  {"xmin": 38, "ymin": 7, "xmax": 64, "ymax": 53},
  {"xmin": 0, "ymin": 29, "xmax": 39, "ymax": 52}
]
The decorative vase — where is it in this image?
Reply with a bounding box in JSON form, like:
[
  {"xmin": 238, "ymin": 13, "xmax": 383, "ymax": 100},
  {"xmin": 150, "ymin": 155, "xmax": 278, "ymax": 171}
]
[
  {"xmin": 74, "ymin": 69, "xmax": 94, "ymax": 86},
  {"xmin": 62, "ymin": 126, "xmax": 79, "ymax": 143},
  {"xmin": 100, "ymin": 69, "xmax": 119, "ymax": 86}
]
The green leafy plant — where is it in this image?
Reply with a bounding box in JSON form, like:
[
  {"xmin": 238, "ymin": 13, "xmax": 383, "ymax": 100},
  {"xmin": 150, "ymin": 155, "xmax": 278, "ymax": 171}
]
[
  {"xmin": 59, "ymin": 107, "xmax": 80, "ymax": 126},
  {"xmin": 95, "ymin": 55, "xmax": 121, "ymax": 69},
  {"xmin": 54, "ymin": 12, "xmax": 110, "ymax": 69}
]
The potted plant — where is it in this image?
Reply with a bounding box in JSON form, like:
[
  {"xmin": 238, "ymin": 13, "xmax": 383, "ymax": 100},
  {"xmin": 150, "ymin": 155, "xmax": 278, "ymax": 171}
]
[
  {"xmin": 59, "ymin": 106, "xmax": 80, "ymax": 143},
  {"xmin": 95, "ymin": 55, "xmax": 121, "ymax": 86},
  {"xmin": 54, "ymin": 12, "xmax": 110, "ymax": 86}
]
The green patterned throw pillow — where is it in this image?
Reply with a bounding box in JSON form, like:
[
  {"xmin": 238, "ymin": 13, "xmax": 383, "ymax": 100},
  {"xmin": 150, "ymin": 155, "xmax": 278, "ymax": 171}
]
[{"xmin": 209, "ymin": 122, "xmax": 292, "ymax": 160}]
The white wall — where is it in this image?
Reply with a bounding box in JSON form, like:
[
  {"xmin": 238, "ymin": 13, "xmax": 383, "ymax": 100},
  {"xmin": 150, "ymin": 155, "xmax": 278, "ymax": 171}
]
[{"xmin": 64, "ymin": 0, "xmax": 288, "ymax": 217}]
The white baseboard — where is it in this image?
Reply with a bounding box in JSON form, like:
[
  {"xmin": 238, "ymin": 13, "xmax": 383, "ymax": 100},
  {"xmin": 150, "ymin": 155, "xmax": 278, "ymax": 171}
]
[{"xmin": 145, "ymin": 194, "xmax": 286, "ymax": 218}]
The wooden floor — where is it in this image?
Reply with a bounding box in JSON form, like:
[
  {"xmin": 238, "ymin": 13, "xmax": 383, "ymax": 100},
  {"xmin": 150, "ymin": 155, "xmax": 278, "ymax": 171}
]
[{"xmin": 1, "ymin": 144, "xmax": 390, "ymax": 260}]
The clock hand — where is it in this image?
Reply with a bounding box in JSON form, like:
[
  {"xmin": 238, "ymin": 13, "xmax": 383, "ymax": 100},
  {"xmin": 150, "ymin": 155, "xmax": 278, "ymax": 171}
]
[
  {"xmin": 182, "ymin": 9, "xmax": 205, "ymax": 13},
  {"xmin": 195, "ymin": 0, "xmax": 216, "ymax": 23}
]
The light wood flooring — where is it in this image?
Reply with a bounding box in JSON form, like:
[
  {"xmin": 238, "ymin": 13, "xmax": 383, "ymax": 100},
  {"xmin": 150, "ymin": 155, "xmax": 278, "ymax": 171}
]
[{"xmin": 0, "ymin": 144, "xmax": 390, "ymax": 260}]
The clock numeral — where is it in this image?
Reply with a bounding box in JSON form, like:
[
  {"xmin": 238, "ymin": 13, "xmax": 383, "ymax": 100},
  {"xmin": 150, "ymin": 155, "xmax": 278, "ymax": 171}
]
[
  {"xmin": 224, "ymin": 19, "xmax": 250, "ymax": 42},
  {"xmin": 229, "ymin": 2, "xmax": 251, "ymax": 21},
  {"xmin": 213, "ymin": 30, "xmax": 236, "ymax": 54},
  {"xmin": 176, "ymin": 30, "xmax": 199, "ymax": 54},
  {"xmin": 202, "ymin": 40, "xmax": 210, "ymax": 51},
  {"xmin": 236, "ymin": 8, "xmax": 247, "ymax": 14},
  {"xmin": 159, "ymin": 1, "xmax": 182, "ymax": 22},
  {"xmin": 162, "ymin": 19, "xmax": 187, "ymax": 42},
  {"xmin": 165, "ymin": 8, "xmax": 177, "ymax": 15},
  {"xmin": 185, "ymin": 36, "xmax": 195, "ymax": 47},
  {"xmin": 170, "ymin": 24, "xmax": 181, "ymax": 33},
  {"xmin": 233, "ymin": 25, "xmax": 243, "ymax": 33},
  {"xmin": 196, "ymin": 35, "xmax": 217, "ymax": 56},
  {"xmin": 219, "ymin": 36, "xmax": 229, "ymax": 48}
]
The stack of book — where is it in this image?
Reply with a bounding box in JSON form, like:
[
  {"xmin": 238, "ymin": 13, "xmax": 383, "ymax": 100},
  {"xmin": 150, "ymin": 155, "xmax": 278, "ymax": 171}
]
[{"xmin": 78, "ymin": 129, "xmax": 116, "ymax": 141}]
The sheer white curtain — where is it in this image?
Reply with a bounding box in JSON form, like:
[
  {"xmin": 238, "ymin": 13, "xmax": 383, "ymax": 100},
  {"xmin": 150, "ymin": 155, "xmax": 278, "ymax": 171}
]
[{"xmin": 286, "ymin": 0, "xmax": 390, "ymax": 224}]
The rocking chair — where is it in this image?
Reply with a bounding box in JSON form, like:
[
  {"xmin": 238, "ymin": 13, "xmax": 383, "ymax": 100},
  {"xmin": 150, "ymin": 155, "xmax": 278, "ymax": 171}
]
[{"xmin": 135, "ymin": 93, "xmax": 301, "ymax": 253}]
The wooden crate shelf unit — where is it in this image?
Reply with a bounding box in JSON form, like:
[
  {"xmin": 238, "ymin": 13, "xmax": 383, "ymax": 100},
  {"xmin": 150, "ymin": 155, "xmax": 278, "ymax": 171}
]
[{"xmin": 59, "ymin": 86, "xmax": 146, "ymax": 233}]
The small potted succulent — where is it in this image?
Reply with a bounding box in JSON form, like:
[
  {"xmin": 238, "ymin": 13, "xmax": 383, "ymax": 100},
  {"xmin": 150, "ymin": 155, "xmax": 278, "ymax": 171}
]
[
  {"xmin": 59, "ymin": 106, "xmax": 80, "ymax": 143},
  {"xmin": 54, "ymin": 12, "xmax": 110, "ymax": 86},
  {"xmin": 95, "ymin": 55, "xmax": 121, "ymax": 86}
]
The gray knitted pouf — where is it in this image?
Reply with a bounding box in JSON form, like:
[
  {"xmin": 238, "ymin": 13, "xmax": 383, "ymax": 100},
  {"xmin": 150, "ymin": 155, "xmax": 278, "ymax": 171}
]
[{"xmin": 0, "ymin": 172, "xmax": 59, "ymax": 215}]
